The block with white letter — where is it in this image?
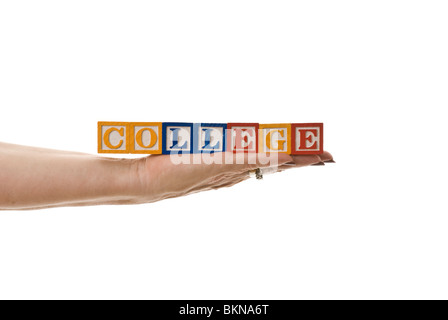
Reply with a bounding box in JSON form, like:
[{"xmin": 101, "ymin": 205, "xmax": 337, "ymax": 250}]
[
  {"xmin": 162, "ymin": 122, "xmax": 193, "ymax": 154},
  {"xmin": 259, "ymin": 124, "xmax": 291, "ymax": 154},
  {"xmin": 193, "ymin": 123, "xmax": 227, "ymax": 153},
  {"xmin": 227, "ymin": 123, "xmax": 259, "ymax": 153},
  {"xmin": 130, "ymin": 122, "xmax": 162, "ymax": 154},
  {"xmin": 291, "ymin": 123, "xmax": 323, "ymax": 155},
  {"xmin": 98, "ymin": 122, "xmax": 130, "ymax": 154}
]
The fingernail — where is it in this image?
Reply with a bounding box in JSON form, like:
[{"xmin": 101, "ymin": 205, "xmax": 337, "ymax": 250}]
[
  {"xmin": 324, "ymin": 160, "xmax": 336, "ymax": 163},
  {"xmin": 312, "ymin": 162, "xmax": 325, "ymax": 166}
]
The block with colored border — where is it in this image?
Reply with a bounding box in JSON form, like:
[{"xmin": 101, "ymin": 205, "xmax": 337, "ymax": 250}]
[
  {"xmin": 129, "ymin": 122, "xmax": 162, "ymax": 154},
  {"xmin": 98, "ymin": 122, "xmax": 130, "ymax": 154},
  {"xmin": 193, "ymin": 123, "xmax": 227, "ymax": 153},
  {"xmin": 162, "ymin": 122, "xmax": 194, "ymax": 154},
  {"xmin": 291, "ymin": 123, "xmax": 323, "ymax": 155},
  {"xmin": 259, "ymin": 124, "xmax": 291, "ymax": 154},
  {"xmin": 227, "ymin": 123, "xmax": 259, "ymax": 153}
]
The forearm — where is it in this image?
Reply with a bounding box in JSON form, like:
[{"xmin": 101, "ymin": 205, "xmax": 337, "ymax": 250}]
[{"xmin": 0, "ymin": 142, "xmax": 141, "ymax": 210}]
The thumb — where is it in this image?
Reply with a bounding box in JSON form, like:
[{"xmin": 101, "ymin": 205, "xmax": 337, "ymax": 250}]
[{"xmin": 228, "ymin": 152, "xmax": 295, "ymax": 172}]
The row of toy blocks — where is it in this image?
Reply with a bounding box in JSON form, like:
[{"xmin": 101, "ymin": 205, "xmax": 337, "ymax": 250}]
[{"xmin": 98, "ymin": 122, "xmax": 323, "ymax": 155}]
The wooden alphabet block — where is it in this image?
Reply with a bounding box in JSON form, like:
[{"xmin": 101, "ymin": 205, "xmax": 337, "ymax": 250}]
[
  {"xmin": 291, "ymin": 123, "xmax": 323, "ymax": 155},
  {"xmin": 259, "ymin": 124, "xmax": 291, "ymax": 154},
  {"xmin": 129, "ymin": 122, "xmax": 162, "ymax": 154},
  {"xmin": 98, "ymin": 122, "xmax": 130, "ymax": 154},
  {"xmin": 98, "ymin": 121, "xmax": 324, "ymax": 155},
  {"xmin": 227, "ymin": 123, "xmax": 259, "ymax": 153},
  {"xmin": 193, "ymin": 123, "xmax": 227, "ymax": 153},
  {"xmin": 162, "ymin": 122, "xmax": 193, "ymax": 154}
]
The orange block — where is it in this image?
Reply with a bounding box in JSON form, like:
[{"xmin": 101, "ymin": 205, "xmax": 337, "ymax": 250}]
[
  {"xmin": 129, "ymin": 122, "xmax": 163, "ymax": 154},
  {"xmin": 259, "ymin": 124, "xmax": 291, "ymax": 154},
  {"xmin": 98, "ymin": 122, "xmax": 130, "ymax": 154}
]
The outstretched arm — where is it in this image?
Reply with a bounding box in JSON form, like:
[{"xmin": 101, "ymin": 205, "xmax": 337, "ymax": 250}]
[
  {"xmin": 0, "ymin": 142, "xmax": 333, "ymax": 210},
  {"xmin": 0, "ymin": 142, "xmax": 139, "ymax": 210}
]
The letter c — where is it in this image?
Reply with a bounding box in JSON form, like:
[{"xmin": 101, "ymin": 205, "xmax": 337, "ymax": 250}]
[{"xmin": 104, "ymin": 127, "xmax": 124, "ymax": 149}]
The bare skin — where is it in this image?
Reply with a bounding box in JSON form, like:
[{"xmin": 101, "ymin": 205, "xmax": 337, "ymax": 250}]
[{"xmin": 0, "ymin": 142, "xmax": 333, "ymax": 210}]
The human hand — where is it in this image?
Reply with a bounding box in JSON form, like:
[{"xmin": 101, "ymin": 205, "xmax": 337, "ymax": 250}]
[{"xmin": 131, "ymin": 151, "xmax": 334, "ymax": 203}]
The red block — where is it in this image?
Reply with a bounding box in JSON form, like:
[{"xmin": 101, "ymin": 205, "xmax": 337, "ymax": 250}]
[
  {"xmin": 291, "ymin": 123, "xmax": 323, "ymax": 155},
  {"xmin": 227, "ymin": 123, "xmax": 259, "ymax": 153}
]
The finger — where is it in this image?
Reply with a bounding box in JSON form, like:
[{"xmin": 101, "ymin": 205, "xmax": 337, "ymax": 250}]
[
  {"xmin": 226, "ymin": 152, "xmax": 294, "ymax": 172},
  {"xmin": 318, "ymin": 151, "xmax": 335, "ymax": 163},
  {"xmin": 152, "ymin": 152, "xmax": 288, "ymax": 177},
  {"xmin": 186, "ymin": 173, "xmax": 248, "ymax": 194},
  {"xmin": 205, "ymin": 171, "xmax": 242, "ymax": 185},
  {"xmin": 172, "ymin": 152, "xmax": 294, "ymax": 176},
  {"xmin": 210, "ymin": 175, "xmax": 249, "ymax": 190},
  {"xmin": 289, "ymin": 154, "xmax": 324, "ymax": 167},
  {"xmin": 278, "ymin": 151, "xmax": 334, "ymax": 171}
]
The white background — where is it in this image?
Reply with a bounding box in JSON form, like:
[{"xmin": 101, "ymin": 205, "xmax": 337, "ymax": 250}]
[{"xmin": 0, "ymin": 1, "xmax": 447, "ymax": 300}]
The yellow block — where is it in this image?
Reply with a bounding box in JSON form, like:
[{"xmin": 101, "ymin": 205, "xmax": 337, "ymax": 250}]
[
  {"xmin": 129, "ymin": 122, "xmax": 163, "ymax": 154},
  {"xmin": 259, "ymin": 124, "xmax": 291, "ymax": 154},
  {"xmin": 98, "ymin": 122, "xmax": 130, "ymax": 154}
]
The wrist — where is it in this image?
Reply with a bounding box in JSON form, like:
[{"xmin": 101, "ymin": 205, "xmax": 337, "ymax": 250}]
[
  {"xmin": 94, "ymin": 157, "xmax": 143, "ymax": 204},
  {"xmin": 123, "ymin": 157, "xmax": 152, "ymax": 204}
]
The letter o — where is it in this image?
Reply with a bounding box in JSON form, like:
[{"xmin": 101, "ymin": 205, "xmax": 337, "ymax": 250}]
[{"xmin": 136, "ymin": 128, "xmax": 157, "ymax": 149}]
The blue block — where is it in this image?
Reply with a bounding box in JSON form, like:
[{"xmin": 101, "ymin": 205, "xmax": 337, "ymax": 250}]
[
  {"xmin": 162, "ymin": 122, "xmax": 194, "ymax": 154},
  {"xmin": 192, "ymin": 123, "xmax": 227, "ymax": 154}
]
